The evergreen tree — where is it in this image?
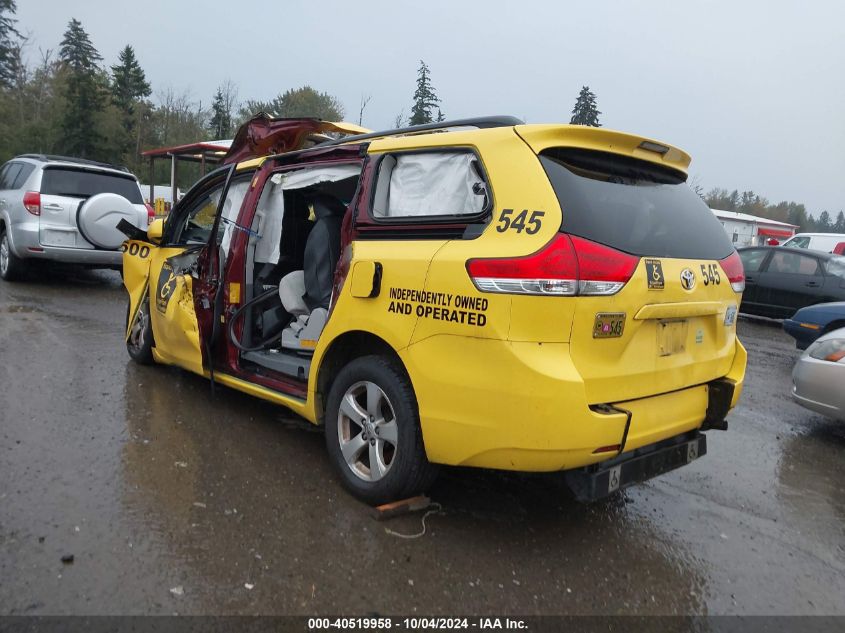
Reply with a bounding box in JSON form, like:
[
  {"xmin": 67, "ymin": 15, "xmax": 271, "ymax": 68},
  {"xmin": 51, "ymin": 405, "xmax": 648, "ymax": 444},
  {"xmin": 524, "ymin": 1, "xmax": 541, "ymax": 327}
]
[
  {"xmin": 0, "ymin": 0, "xmax": 19, "ymax": 89},
  {"xmin": 833, "ymin": 211, "xmax": 845, "ymax": 233},
  {"xmin": 59, "ymin": 18, "xmax": 105, "ymax": 158},
  {"xmin": 409, "ymin": 60, "xmax": 440, "ymax": 125},
  {"xmin": 111, "ymin": 45, "xmax": 150, "ymax": 117},
  {"xmin": 570, "ymin": 86, "xmax": 601, "ymax": 127},
  {"xmin": 110, "ymin": 45, "xmax": 151, "ymax": 160},
  {"xmin": 208, "ymin": 87, "xmax": 232, "ymax": 138},
  {"xmin": 817, "ymin": 210, "xmax": 832, "ymax": 231}
]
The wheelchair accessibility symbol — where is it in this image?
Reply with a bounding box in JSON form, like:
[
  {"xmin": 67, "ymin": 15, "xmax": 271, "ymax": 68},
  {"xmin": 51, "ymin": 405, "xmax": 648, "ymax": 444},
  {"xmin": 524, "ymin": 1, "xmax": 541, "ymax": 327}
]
[
  {"xmin": 645, "ymin": 258, "xmax": 665, "ymax": 290},
  {"xmin": 608, "ymin": 465, "xmax": 622, "ymax": 493},
  {"xmin": 687, "ymin": 441, "xmax": 699, "ymax": 463},
  {"xmin": 156, "ymin": 262, "xmax": 179, "ymax": 314}
]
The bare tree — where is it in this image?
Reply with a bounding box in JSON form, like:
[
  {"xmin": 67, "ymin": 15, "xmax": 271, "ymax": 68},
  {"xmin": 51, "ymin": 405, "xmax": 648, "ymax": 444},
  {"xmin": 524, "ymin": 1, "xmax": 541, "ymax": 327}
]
[
  {"xmin": 393, "ymin": 109, "xmax": 405, "ymax": 128},
  {"xmin": 31, "ymin": 47, "xmax": 55, "ymax": 126},
  {"xmin": 358, "ymin": 93, "xmax": 371, "ymax": 126},
  {"xmin": 156, "ymin": 86, "xmax": 205, "ymax": 145},
  {"xmin": 688, "ymin": 174, "xmax": 705, "ymax": 201}
]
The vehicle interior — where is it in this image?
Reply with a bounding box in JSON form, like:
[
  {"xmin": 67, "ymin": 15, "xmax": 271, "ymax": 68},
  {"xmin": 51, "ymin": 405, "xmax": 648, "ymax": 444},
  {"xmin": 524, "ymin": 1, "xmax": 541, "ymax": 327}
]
[{"xmin": 228, "ymin": 163, "xmax": 363, "ymax": 382}]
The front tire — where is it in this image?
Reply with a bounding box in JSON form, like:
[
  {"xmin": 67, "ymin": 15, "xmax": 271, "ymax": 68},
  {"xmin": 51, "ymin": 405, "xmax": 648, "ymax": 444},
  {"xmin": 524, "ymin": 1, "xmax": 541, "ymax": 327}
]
[
  {"xmin": 126, "ymin": 297, "xmax": 155, "ymax": 364},
  {"xmin": 0, "ymin": 229, "xmax": 26, "ymax": 281},
  {"xmin": 325, "ymin": 355, "xmax": 438, "ymax": 505}
]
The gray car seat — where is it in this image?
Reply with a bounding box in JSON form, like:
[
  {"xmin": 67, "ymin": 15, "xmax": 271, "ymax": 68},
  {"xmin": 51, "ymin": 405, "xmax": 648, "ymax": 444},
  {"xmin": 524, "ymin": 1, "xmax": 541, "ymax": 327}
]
[{"xmin": 278, "ymin": 195, "xmax": 345, "ymax": 351}]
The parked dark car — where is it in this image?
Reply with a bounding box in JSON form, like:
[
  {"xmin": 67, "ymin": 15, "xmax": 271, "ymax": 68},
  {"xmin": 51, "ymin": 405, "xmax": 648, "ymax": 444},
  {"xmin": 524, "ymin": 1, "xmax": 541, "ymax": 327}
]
[
  {"xmin": 737, "ymin": 246, "xmax": 845, "ymax": 319},
  {"xmin": 783, "ymin": 302, "xmax": 845, "ymax": 349}
]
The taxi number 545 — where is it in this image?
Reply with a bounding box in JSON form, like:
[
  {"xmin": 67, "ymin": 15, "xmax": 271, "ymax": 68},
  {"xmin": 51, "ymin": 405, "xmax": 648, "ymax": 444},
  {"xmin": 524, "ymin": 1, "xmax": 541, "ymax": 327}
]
[
  {"xmin": 496, "ymin": 209, "xmax": 544, "ymax": 234},
  {"xmin": 700, "ymin": 263, "xmax": 721, "ymax": 286}
]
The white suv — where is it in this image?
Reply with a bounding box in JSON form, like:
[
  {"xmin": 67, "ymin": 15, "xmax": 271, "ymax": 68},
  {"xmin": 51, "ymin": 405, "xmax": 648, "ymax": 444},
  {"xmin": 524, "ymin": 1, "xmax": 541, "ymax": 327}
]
[{"xmin": 0, "ymin": 154, "xmax": 153, "ymax": 281}]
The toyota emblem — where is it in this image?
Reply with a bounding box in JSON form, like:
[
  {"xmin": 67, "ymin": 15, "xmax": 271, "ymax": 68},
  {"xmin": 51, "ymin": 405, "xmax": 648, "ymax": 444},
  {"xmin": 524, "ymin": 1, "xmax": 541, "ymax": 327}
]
[{"xmin": 680, "ymin": 268, "xmax": 696, "ymax": 291}]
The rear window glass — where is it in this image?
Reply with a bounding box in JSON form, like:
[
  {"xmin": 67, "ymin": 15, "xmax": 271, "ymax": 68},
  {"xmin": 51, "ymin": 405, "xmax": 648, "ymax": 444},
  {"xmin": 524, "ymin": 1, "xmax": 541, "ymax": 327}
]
[
  {"xmin": 539, "ymin": 148, "xmax": 734, "ymax": 260},
  {"xmin": 41, "ymin": 168, "xmax": 142, "ymax": 203}
]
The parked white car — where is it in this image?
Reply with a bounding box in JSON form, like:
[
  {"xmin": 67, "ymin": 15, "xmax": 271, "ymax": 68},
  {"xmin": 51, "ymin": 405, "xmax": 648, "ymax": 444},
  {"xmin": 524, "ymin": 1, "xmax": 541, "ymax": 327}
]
[
  {"xmin": 0, "ymin": 154, "xmax": 153, "ymax": 281},
  {"xmin": 781, "ymin": 232, "xmax": 845, "ymax": 254}
]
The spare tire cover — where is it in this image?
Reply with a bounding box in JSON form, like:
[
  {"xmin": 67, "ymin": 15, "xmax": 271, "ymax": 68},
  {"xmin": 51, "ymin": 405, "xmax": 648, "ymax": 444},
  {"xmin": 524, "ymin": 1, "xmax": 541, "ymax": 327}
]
[{"xmin": 77, "ymin": 193, "xmax": 141, "ymax": 250}]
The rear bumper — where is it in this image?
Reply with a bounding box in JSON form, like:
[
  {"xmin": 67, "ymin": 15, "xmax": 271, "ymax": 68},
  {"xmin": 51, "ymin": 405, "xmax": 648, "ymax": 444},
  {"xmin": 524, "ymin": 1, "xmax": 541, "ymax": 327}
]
[
  {"xmin": 7, "ymin": 219, "xmax": 121, "ymax": 266},
  {"xmin": 565, "ymin": 431, "xmax": 706, "ymax": 502},
  {"xmin": 404, "ymin": 335, "xmax": 745, "ymax": 472}
]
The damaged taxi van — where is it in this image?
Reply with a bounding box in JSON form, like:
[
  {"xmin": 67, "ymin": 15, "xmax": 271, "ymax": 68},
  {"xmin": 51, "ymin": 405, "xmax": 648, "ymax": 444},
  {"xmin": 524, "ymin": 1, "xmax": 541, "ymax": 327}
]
[{"xmin": 120, "ymin": 114, "xmax": 746, "ymax": 504}]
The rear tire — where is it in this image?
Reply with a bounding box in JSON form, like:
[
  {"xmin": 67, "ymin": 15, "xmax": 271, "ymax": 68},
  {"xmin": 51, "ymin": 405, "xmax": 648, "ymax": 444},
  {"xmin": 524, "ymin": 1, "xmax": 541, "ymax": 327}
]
[
  {"xmin": 0, "ymin": 229, "xmax": 26, "ymax": 281},
  {"xmin": 324, "ymin": 355, "xmax": 438, "ymax": 505},
  {"xmin": 126, "ymin": 297, "xmax": 155, "ymax": 365}
]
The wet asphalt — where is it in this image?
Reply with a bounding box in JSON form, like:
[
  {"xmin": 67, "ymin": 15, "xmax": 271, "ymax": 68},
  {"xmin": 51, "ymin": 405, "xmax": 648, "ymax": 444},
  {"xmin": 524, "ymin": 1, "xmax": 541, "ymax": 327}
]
[{"xmin": 0, "ymin": 269, "xmax": 843, "ymax": 616}]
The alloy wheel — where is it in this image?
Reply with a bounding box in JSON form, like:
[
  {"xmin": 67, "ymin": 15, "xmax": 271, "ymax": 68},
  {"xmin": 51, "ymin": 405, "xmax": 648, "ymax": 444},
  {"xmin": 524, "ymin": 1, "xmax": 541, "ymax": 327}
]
[
  {"xmin": 128, "ymin": 301, "xmax": 149, "ymax": 352},
  {"xmin": 337, "ymin": 380, "xmax": 399, "ymax": 482},
  {"xmin": 0, "ymin": 234, "xmax": 8, "ymax": 277}
]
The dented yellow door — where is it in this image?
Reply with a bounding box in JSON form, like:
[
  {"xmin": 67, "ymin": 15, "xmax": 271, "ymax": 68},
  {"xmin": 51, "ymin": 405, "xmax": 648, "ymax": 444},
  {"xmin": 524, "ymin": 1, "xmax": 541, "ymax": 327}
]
[
  {"xmin": 146, "ymin": 246, "xmax": 205, "ymax": 374},
  {"xmin": 123, "ymin": 240, "xmax": 205, "ymax": 376}
]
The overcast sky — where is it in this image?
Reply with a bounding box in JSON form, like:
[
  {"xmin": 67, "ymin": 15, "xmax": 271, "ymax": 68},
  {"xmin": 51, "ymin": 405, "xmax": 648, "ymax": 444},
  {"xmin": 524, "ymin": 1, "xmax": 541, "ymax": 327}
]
[{"xmin": 15, "ymin": 0, "xmax": 845, "ymax": 215}]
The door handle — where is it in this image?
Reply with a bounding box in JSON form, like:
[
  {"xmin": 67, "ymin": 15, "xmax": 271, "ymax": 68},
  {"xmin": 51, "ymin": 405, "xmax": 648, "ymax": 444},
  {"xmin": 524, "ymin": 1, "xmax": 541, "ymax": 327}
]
[
  {"xmin": 745, "ymin": 276, "xmax": 755, "ymax": 283},
  {"xmin": 805, "ymin": 281, "xmax": 820, "ymax": 287},
  {"xmin": 43, "ymin": 203, "xmax": 63, "ymax": 211}
]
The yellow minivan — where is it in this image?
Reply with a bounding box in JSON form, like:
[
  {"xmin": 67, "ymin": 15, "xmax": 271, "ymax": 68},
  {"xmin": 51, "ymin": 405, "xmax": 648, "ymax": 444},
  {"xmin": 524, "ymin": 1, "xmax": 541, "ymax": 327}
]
[{"xmin": 121, "ymin": 115, "xmax": 746, "ymax": 504}]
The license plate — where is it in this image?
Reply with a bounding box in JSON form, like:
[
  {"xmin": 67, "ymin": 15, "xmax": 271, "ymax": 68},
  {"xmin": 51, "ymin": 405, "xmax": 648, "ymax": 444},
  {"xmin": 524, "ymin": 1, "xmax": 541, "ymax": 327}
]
[
  {"xmin": 593, "ymin": 312, "xmax": 625, "ymax": 338},
  {"xmin": 657, "ymin": 319, "xmax": 688, "ymax": 356},
  {"xmin": 565, "ymin": 434, "xmax": 707, "ymax": 502},
  {"xmin": 686, "ymin": 439, "xmax": 700, "ymax": 462},
  {"xmin": 41, "ymin": 229, "xmax": 76, "ymax": 247}
]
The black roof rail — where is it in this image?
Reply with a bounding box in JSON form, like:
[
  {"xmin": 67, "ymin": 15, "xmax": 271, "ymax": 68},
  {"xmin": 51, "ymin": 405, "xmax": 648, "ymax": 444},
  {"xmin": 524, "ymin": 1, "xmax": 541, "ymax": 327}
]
[
  {"xmin": 17, "ymin": 154, "xmax": 132, "ymax": 174},
  {"xmin": 315, "ymin": 115, "xmax": 525, "ymax": 148}
]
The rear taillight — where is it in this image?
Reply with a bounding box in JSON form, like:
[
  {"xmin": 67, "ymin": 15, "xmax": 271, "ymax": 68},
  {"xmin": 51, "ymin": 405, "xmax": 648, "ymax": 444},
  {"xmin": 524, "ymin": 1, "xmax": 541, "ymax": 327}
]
[
  {"xmin": 719, "ymin": 250, "xmax": 745, "ymax": 293},
  {"xmin": 145, "ymin": 203, "xmax": 155, "ymax": 225},
  {"xmin": 466, "ymin": 234, "xmax": 639, "ymax": 296},
  {"xmin": 23, "ymin": 191, "xmax": 40, "ymax": 216}
]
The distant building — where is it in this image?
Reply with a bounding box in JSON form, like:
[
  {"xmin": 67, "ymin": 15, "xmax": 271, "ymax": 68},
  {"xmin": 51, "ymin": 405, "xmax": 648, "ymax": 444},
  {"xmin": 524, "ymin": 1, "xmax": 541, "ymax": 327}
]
[{"xmin": 710, "ymin": 209, "xmax": 797, "ymax": 247}]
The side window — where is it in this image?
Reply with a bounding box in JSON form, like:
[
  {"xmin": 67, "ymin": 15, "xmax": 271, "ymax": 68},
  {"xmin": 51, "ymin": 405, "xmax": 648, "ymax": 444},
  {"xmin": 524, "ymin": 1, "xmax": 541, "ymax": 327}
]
[
  {"xmin": 11, "ymin": 163, "xmax": 34, "ymax": 189},
  {"xmin": 371, "ymin": 151, "xmax": 489, "ymax": 220},
  {"xmin": 169, "ymin": 179, "xmax": 226, "ymax": 245},
  {"xmin": 767, "ymin": 252, "xmax": 820, "ymax": 275},
  {"xmin": 784, "ymin": 236, "xmax": 809, "ymax": 249},
  {"xmin": 739, "ymin": 249, "xmax": 768, "ymax": 273},
  {"xmin": 169, "ymin": 173, "xmax": 252, "ymax": 246},
  {"xmin": 825, "ymin": 257, "xmax": 845, "ymax": 280},
  {"xmin": 217, "ymin": 178, "xmax": 252, "ymax": 252},
  {"xmin": 0, "ymin": 162, "xmax": 23, "ymax": 190}
]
